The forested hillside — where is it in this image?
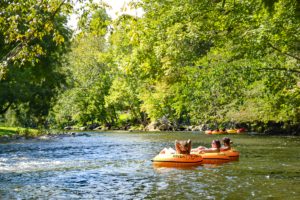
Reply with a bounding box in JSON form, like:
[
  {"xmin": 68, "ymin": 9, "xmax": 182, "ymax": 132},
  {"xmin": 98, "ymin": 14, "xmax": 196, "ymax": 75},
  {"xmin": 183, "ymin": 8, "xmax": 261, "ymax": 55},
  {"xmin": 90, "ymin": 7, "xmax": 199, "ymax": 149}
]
[{"xmin": 1, "ymin": 0, "xmax": 300, "ymax": 134}]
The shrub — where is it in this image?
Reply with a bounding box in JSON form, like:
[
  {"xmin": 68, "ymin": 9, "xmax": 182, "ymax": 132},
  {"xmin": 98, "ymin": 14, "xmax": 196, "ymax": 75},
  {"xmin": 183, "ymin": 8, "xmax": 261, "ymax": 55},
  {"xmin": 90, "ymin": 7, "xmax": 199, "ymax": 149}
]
[{"xmin": 19, "ymin": 128, "xmax": 31, "ymax": 138}]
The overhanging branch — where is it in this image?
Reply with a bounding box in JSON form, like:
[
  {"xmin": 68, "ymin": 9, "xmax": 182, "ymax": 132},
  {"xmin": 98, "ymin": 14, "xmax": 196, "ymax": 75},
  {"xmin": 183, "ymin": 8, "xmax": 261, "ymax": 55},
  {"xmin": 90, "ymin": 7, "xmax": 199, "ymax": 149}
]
[
  {"xmin": 267, "ymin": 43, "xmax": 300, "ymax": 61},
  {"xmin": 0, "ymin": 101, "xmax": 13, "ymax": 114}
]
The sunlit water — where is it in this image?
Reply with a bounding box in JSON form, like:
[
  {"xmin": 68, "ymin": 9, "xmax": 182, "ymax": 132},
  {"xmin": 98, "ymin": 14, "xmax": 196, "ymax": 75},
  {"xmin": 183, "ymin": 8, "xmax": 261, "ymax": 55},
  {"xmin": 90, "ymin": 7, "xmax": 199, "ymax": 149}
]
[{"xmin": 0, "ymin": 131, "xmax": 299, "ymax": 199}]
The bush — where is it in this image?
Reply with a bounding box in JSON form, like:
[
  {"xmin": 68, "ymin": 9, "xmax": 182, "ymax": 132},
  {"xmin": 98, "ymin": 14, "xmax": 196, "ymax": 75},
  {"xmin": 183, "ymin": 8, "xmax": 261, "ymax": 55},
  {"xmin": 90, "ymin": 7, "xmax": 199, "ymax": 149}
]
[
  {"xmin": 18, "ymin": 128, "xmax": 31, "ymax": 138},
  {"xmin": 257, "ymin": 127, "xmax": 262, "ymax": 133}
]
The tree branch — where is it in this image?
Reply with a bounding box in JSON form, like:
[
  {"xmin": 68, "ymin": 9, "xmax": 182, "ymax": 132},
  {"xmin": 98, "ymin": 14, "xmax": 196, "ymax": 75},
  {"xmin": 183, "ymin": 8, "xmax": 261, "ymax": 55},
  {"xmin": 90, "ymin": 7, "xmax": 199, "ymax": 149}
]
[
  {"xmin": 167, "ymin": 105, "xmax": 178, "ymax": 128},
  {"xmin": 222, "ymin": 0, "xmax": 226, "ymax": 7},
  {"xmin": 267, "ymin": 43, "xmax": 300, "ymax": 61},
  {"xmin": 256, "ymin": 67, "xmax": 300, "ymax": 74},
  {"xmin": 130, "ymin": 102, "xmax": 145, "ymax": 127},
  {"xmin": 1, "ymin": 0, "xmax": 67, "ymax": 64},
  {"xmin": 0, "ymin": 101, "xmax": 13, "ymax": 114}
]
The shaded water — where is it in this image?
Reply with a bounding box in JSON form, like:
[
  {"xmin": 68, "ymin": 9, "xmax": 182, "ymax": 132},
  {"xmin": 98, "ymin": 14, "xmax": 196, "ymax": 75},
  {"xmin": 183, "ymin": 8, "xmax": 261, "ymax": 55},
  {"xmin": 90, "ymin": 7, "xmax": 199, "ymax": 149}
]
[{"xmin": 0, "ymin": 131, "xmax": 300, "ymax": 199}]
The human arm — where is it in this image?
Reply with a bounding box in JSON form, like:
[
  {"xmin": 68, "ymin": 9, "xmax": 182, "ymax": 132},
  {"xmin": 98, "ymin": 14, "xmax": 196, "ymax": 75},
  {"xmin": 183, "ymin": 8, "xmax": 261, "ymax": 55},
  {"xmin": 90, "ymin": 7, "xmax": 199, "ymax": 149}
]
[{"xmin": 199, "ymin": 148, "xmax": 220, "ymax": 153}]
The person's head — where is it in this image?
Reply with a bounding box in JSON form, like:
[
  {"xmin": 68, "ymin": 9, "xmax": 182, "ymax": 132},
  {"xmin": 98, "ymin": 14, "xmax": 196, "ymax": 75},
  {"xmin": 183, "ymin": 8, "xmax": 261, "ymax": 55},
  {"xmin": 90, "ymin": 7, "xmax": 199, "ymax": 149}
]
[
  {"xmin": 212, "ymin": 139, "xmax": 221, "ymax": 149},
  {"xmin": 223, "ymin": 137, "xmax": 230, "ymax": 146},
  {"xmin": 179, "ymin": 140, "xmax": 190, "ymax": 152}
]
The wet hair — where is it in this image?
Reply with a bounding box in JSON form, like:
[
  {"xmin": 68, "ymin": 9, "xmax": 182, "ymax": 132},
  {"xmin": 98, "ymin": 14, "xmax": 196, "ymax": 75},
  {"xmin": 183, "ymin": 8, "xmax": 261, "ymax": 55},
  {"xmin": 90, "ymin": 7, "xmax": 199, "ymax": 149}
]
[
  {"xmin": 223, "ymin": 137, "xmax": 230, "ymax": 145},
  {"xmin": 180, "ymin": 140, "xmax": 189, "ymax": 149},
  {"xmin": 213, "ymin": 139, "xmax": 221, "ymax": 149}
]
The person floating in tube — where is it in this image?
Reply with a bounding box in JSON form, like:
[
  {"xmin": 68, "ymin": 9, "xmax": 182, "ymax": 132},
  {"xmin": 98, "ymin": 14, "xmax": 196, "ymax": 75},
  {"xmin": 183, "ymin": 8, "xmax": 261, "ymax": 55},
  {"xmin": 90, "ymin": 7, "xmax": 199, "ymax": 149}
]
[
  {"xmin": 191, "ymin": 139, "xmax": 221, "ymax": 154},
  {"xmin": 159, "ymin": 140, "xmax": 191, "ymax": 155},
  {"xmin": 220, "ymin": 137, "xmax": 232, "ymax": 151}
]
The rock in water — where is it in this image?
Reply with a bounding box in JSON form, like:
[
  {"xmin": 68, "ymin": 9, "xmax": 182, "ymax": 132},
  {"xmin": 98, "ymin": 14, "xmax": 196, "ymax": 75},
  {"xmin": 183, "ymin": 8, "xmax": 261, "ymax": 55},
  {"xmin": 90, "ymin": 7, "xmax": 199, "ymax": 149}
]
[
  {"xmin": 158, "ymin": 124, "xmax": 169, "ymax": 131},
  {"xmin": 145, "ymin": 121, "xmax": 160, "ymax": 131},
  {"xmin": 87, "ymin": 123, "xmax": 100, "ymax": 130},
  {"xmin": 192, "ymin": 126, "xmax": 200, "ymax": 131},
  {"xmin": 39, "ymin": 136, "xmax": 51, "ymax": 140},
  {"xmin": 17, "ymin": 135, "xmax": 23, "ymax": 139},
  {"xmin": 94, "ymin": 126, "xmax": 102, "ymax": 130}
]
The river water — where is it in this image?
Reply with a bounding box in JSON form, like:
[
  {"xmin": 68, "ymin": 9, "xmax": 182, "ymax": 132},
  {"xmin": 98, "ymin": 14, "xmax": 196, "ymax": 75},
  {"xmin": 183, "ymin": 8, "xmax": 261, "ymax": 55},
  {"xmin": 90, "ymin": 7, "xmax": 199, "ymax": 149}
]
[{"xmin": 0, "ymin": 131, "xmax": 299, "ymax": 199}]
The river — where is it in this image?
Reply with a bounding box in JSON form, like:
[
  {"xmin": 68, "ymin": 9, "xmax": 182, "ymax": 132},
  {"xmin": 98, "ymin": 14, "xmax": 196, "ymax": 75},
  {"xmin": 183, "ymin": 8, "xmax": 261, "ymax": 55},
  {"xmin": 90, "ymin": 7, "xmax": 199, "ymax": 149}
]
[{"xmin": 0, "ymin": 131, "xmax": 299, "ymax": 199}]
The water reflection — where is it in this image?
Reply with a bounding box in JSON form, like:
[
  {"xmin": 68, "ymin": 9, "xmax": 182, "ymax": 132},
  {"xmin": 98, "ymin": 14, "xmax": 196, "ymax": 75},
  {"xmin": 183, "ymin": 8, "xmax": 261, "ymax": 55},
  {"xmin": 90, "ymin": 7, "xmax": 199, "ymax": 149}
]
[{"xmin": 0, "ymin": 131, "xmax": 299, "ymax": 199}]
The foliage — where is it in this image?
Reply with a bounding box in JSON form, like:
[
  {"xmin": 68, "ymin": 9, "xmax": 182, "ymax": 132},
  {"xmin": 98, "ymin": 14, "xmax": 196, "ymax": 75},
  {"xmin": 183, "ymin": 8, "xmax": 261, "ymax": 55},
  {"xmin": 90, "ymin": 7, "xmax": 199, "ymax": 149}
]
[
  {"xmin": 53, "ymin": 34, "xmax": 112, "ymax": 124},
  {"xmin": 0, "ymin": 126, "xmax": 34, "ymax": 137},
  {"xmin": 0, "ymin": 14, "xmax": 72, "ymax": 125},
  {"xmin": 54, "ymin": 0, "xmax": 300, "ymax": 127},
  {"xmin": 111, "ymin": 0, "xmax": 300, "ymax": 124},
  {"xmin": 0, "ymin": 0, "xmax": 109, "ymax": 78},
  {"xmin": 3, "ymin": 0, "xmax": 300, "ymax": 131}
]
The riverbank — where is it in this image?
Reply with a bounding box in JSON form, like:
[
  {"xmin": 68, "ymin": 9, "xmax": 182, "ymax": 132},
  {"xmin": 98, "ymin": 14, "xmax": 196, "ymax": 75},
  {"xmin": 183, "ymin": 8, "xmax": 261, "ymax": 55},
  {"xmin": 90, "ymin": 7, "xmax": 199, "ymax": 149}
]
[
  {"xmin": 0, "ymin": 126, "xmax": 35, "ymax": 137},
  {"xmin": 0, "ymin": 126, "xmax": 91, "ymax": 141}
]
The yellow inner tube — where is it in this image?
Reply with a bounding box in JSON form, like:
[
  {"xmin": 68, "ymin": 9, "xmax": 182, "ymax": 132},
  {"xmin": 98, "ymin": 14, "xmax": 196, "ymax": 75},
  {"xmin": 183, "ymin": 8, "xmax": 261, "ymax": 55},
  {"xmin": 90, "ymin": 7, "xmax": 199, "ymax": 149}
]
[
  {"xmin": 212, "ymin": 131, "xmax": 227, "ymax": 134},
  {"xmin": 227, "ymin": 130, "xmax": 237, "ymax": 133}
]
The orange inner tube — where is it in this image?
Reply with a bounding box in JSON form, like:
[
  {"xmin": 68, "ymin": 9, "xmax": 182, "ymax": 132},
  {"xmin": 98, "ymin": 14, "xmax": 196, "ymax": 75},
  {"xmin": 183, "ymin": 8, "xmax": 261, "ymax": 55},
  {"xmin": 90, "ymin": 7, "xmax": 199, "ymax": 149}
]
[
  {"xmin": 192, "ymin": 152, "xmax": 230, "ymax": 164},
  {"xmin": 220, "ymin": 148, "xmax": 239, "ymax": 161},
  {"xmin": 152, "ymin": 154, "xmax": 203, "ymax": 166}
]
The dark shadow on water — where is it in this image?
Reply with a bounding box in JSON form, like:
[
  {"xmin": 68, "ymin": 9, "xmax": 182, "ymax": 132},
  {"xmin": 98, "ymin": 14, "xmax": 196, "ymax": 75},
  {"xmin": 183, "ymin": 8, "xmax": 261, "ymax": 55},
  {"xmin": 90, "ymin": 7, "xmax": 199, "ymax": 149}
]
[{"xmin": 153, "ymin": 165, "xmax": 202, "ymax": 171}]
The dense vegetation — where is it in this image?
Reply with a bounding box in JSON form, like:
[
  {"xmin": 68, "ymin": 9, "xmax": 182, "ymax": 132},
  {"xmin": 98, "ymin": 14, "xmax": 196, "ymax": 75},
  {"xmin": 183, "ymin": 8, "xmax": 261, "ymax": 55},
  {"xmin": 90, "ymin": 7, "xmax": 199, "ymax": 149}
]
[{"xmin": 1, "ymin": 0, "xmax": 300, "ymax": 134}]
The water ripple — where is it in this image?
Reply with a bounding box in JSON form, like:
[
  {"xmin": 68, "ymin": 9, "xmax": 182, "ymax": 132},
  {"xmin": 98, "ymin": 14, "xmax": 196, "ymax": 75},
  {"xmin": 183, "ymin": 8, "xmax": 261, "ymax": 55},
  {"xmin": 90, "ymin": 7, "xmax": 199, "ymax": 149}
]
[{"xmin": 0, "ymin": 132, "xmax": 299, "ymax": 199}]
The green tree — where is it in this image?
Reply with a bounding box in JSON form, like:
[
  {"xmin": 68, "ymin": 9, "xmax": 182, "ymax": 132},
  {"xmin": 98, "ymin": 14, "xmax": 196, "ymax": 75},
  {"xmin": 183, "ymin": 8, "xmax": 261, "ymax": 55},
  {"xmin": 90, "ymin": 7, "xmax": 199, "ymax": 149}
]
[
  {"xmin": 0, "ymin": 15, "xmax": 72, "ymax": 126},
  {"xmin": 0, "ymin": 0, "xmax": 109, "ymax": 78},
  {"xmin": 53, "ymin": 35, "xmax": 111, "ymax": 125}
]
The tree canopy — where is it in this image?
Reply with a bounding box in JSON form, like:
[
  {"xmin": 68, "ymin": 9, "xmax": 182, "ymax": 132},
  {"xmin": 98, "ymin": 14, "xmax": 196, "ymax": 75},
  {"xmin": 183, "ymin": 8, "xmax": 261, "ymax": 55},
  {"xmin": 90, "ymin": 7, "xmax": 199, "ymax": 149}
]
[
  {"xmin": 0, "ymin": 0, "xmax": 109, "ymax": 79},
  {"xmin": 2, "ymin": 0, "xmax": 300, "ymax": 131}
]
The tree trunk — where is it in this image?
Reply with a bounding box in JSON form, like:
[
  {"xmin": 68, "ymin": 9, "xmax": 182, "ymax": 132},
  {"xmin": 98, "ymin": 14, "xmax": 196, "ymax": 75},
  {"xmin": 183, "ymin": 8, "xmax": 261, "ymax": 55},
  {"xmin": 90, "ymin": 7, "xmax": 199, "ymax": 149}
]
[
  {"xmin": 139, "ymin": 111, "xmax": 144, "ymax": 122},
  {"xmin": 167, "ymin": 105, "xmax": 177, "ymax": 127},
  {"xmin": 179, "ymin": 112, "xmax": 183, "ymax": 124},
  {"xmin": 185, "ymin": 110, "xmax": 190, "ymax": 125},
  {"xmin": 108, "ymin": 109, "xmax": 115, "ymax": 125},
  {"xmin": 139, "ymin": 111, "xmax": 148, "ymax": 125},
  {"xmin": 112, "ymin": 106, "xmax": 118, "ymax": 122},
  {"xmin": 130, "ymin": 103, "xmax": 146, "ymax": 127},
  {"xmin": 143, "ymin": 111, "xmax": 148, "ymax": 125},
  {"xmin": 248, "ymin": 122, "xmax": 251, "ymax": 132}
]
